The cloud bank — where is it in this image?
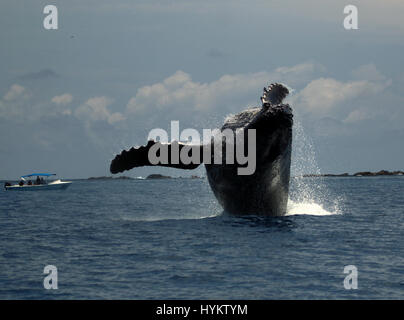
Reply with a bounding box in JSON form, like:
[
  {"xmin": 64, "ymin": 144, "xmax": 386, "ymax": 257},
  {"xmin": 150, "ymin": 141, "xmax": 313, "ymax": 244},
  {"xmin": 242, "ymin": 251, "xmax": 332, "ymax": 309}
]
[{"xmin": 0, "ymin": 61, "xmax": 403, "ymax": 178}]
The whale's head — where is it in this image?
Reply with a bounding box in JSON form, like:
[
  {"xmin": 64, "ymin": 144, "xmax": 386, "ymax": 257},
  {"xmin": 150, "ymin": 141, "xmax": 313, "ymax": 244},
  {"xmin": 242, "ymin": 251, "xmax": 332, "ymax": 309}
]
[
  {"xmin": 220, "ymin": 83, "xmax": 293, "ymax": 160},
  {"xmin": 222, "ymin": 83, "xmax": 292, "ymax": 130},
  {"xmin": 261, "ymin": 82, "xmax": 290, "ymax": 106}
]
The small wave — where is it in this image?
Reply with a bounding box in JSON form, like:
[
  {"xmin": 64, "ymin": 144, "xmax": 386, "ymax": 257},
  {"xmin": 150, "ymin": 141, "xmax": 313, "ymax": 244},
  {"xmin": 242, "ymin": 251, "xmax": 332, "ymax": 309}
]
[
  {"xmin": 119, "ymin": 212, "xmax": 221, "ymax": 222},
  {"xmin": 286, "ymin": 199, "xmax": 338, "ymax": 216}
]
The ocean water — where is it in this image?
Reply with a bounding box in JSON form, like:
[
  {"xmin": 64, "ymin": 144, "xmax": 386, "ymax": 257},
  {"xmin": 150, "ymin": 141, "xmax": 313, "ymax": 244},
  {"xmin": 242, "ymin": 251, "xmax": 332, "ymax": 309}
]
[{"xmin": 0, "ymin": 176, "xmax": 403, "ymax": 299}]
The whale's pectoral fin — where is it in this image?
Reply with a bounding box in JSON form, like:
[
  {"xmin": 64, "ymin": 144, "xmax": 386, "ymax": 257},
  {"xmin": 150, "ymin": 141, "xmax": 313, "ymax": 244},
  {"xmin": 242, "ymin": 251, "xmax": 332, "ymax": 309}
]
[{"xmin": 110, "ymin": 140, "xmax": 202, "ymax": 174}]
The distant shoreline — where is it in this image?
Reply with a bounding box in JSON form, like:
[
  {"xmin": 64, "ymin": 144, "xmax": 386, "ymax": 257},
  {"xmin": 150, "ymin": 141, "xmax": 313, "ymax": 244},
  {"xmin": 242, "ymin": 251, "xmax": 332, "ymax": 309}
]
[
  {"xmin": 87, "ymin": 176, "xmax": 133, "ymax": 180},
  {"xmin": 87, "ymin": 170, "xmax": 404, "ymax": 180},
  {"xmin": 87, "ymin": 174, "xmax": 204, "ymax": 180},
  {"xmin": 300, "ymin": 170, "xmax": 404, "ymax": 177},
  {"xmin": 2, "ymin": 170, "xmax": 403, "ymax": 182}
]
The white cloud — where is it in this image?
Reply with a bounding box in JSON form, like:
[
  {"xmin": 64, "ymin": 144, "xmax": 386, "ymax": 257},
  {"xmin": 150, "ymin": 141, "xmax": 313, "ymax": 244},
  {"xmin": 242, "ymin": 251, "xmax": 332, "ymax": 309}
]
[
  {"xmin": 126, "ymin": 63, "xmax": 323, "ymax": 117},
  {"xmin": 274, "ymin": 63, "xmax": 326, "ymax": 83},
  {"xmin": 126, "ymin": 65, "xmax": 390, "ymax": 127},
  {"xmin": 127, "ymin": 70, "xmax": 264, "ymax": 114},
  {"xmin": 344, "ymin": 109, "xmax": 374, "ymax": 123},
  {"xmin": 75, "ymin": 96, "xmax": 125, "ymax": 125},
  {"xmin": 0, "ymin": 84, "xmax": 31, "ymax": 119},
  {"xmin": 351, "ymin": 64, "xmax": 387, "ymax": 82},
  {"xmin": 52, "ymin": 93, "xmax": 73, "ymax": 106},
  {"xmin": 344, "ymin": 109, "xmax": 372, "ymax": 123},
  {"xmin": 62, "ymin": 109, "xmax": 72, "ymax": 116},
  {"xmin": 292, "ymin": 77, "xmax": 389, "ymax": 116},
  {"xmin": 3, "ymin": 84, "xmax": 25, "ymax": 101}
]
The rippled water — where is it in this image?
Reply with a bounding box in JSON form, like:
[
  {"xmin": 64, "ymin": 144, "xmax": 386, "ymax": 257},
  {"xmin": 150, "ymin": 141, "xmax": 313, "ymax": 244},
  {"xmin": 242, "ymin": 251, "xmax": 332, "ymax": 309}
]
[{"xmin": 0, "ymin": 176, "xmax": 403, "ymax": 299}]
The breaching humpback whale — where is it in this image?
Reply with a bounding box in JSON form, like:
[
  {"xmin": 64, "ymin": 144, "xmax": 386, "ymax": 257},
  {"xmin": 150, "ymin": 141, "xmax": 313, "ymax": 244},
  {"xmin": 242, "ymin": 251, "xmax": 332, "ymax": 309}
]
[{"xmin": 110, "ymin": 83, "xmax": 293, "ymax": 216}]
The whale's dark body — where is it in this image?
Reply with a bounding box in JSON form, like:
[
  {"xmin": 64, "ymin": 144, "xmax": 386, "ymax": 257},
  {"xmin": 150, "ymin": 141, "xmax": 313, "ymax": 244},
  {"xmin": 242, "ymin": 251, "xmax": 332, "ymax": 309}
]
[{"xmin": 110, "ymin": 83, "xmax": 293, "ymax": 216}]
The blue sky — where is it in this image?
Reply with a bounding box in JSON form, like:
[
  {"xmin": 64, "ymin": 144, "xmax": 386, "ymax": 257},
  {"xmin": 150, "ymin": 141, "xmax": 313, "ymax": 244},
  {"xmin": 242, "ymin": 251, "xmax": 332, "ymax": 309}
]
[{"xmin": 1, "ymin": 0, "xmax": 404, "ymax": 179}]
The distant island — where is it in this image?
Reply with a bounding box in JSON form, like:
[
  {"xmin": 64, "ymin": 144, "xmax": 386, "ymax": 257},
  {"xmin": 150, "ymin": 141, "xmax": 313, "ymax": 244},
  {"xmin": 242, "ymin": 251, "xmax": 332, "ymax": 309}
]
[
  {"xmin": 146, "ymin": 174, "xmax": 172, "ymax": 179},
  {"xmin": 301, "ymin": 170, "xmax": 404, "ymax": 177},
  {"xmin": 88, "ymin": 176, "xmax": 133, "ymax": 180},
  {"xmin": 190, "ymin": 175, "xmax": 203, "ymax": 179},
  {"xmin": 145, "ymin": 174, "xmax": 203, "ymax": 179}
]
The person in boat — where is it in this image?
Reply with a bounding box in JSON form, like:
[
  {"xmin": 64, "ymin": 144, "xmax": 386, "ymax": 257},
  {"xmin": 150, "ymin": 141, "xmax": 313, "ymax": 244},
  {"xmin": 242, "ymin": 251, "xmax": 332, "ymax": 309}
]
[
  {"xmin": 19, "ymin": 180, "xmax": 24, "ymax": 186},
  {"xmin": 36, "ymin": 176, "xmax": 41, "ymax": 185},
  {"xmin": 28, "ymin": 180, "xmax": 32, "ymax": 186},
  {"xmin": 40, "ymin": 177, "xmax": 45, "ymax": 185}
]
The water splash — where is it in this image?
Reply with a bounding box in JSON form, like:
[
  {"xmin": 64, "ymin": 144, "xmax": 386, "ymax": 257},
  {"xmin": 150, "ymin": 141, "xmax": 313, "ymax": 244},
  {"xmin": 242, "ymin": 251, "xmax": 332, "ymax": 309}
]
[
  {"xmin": 286, "ymin": 200, "xmax": 335, "ymax": 216},
  {"xmin": 288, "ymin": 120, "xmax": 342, "ymax": 216}
]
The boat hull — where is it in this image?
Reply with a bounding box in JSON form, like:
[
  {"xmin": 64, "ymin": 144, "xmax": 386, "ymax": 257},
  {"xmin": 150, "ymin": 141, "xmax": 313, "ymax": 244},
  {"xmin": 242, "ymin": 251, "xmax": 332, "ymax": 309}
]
[{"xmin": 5, "ymin": 181, "xmax": 71, "ymax": 191}]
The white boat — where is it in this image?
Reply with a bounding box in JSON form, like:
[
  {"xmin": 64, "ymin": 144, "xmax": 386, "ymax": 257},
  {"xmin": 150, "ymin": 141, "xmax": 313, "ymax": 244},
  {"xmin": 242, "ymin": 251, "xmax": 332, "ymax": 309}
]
[{"xmin": 4, "ymin": 173, "xmax": 72, "ymax": 191}]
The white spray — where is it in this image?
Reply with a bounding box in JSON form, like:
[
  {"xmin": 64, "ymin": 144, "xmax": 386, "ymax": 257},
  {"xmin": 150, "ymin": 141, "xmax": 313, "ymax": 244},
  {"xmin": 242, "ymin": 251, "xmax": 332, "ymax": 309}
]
[{"xmin": 287, "ymin": 120, "xmax": 342, "ymax": 216}]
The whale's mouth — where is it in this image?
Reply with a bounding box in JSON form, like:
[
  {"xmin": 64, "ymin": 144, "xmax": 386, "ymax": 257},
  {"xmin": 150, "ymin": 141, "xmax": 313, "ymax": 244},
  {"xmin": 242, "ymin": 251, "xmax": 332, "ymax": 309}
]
[
  {"xmin": 261, "ymin": 83, "xmax": 290, "ymax": 106},
  {"xmin": 257, "ymin": 84, "xmax": 293, "ymax": 129}
]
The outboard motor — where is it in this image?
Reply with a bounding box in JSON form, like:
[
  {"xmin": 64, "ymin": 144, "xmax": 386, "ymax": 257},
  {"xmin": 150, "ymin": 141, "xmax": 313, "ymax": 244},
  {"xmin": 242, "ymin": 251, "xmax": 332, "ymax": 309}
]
[{"xmin": 4, "ymin": 182, "xmax": 11, "ymax": 190}]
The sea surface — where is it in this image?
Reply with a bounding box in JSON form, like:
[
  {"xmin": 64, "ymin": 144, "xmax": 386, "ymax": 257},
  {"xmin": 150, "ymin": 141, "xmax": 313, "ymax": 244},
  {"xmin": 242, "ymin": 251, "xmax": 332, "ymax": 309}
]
[{"xmin": 0, "ymin": 176, "xmax": 403, "ymax": 299}]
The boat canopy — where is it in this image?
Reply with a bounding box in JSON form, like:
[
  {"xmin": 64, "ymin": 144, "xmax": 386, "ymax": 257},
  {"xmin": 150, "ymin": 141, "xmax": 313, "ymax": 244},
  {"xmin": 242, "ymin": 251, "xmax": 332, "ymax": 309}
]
[{"xmin": 21, "ymin": 173, "xmax": 56, "ymax": 178}]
